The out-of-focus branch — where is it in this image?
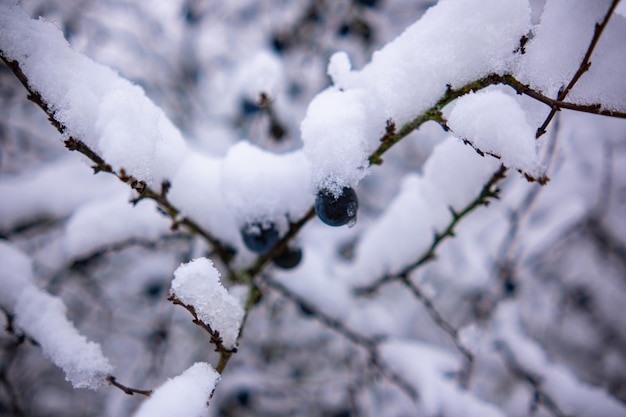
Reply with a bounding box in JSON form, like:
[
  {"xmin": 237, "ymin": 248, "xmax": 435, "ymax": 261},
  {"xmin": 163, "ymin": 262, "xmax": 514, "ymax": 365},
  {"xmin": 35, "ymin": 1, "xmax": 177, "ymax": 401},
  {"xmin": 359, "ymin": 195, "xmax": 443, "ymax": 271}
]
[
  {"xmin": 536, "ymin": 0, "xmax": 622, "ymax": 138},
  {"xmin": 262, "ymin": 276, "xmax": 420, "ymax": 402},
  {"xmin": 495, "ymin": 340, "xmax": 570, "ymax": 417}
]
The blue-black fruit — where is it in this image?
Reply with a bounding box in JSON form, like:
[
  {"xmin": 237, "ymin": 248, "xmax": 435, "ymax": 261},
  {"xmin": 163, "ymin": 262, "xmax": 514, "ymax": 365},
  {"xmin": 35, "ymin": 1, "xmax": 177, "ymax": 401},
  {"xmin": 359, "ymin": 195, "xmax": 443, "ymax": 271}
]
[
  {"xmin": 272, "ymin": 246, "xmax": 303, "ymax": 269},
  {"xmin": 241, "ymin": 222, "xmax": 279, "ymax": 254},
  {"xmin": 314, "ymin": 186, "xmax": 358, "ymax": 227}
]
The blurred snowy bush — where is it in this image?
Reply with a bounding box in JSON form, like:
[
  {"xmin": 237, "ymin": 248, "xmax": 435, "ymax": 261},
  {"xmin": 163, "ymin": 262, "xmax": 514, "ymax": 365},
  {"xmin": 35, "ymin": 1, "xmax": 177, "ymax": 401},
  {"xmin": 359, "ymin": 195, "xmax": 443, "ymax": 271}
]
[{"xmin": 1, "ymin": 0, "xmax": 626, "ymax": 416}]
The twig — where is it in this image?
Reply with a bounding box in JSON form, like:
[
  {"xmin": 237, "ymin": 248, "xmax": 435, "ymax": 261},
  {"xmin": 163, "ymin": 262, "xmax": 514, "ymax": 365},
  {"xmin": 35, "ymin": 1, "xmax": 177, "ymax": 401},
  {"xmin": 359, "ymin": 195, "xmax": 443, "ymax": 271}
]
[
  {"xmin": 167, "ymin": 295, "xmax": 237, "ymax": 374},
  {"xmin": 536, "ymin": 0, "xmax": 622, "ymax": 138},
  {"xmin": 495, "ymin": 341, "xmax": 571, "ymax": 417},
  {"xmin": 399, "ymin": 276, "xmax": 475, "ymax": 387},
  {"xmin": 355, "ymin": 165, "xmax": 506, "ymax": 295},
  {"xmin": 106, "ymin": 375, "xmax": 153, "ymax": 397},
  {"xmin": 262, "ymin": 276, "xmax": 420, "ymax": 402},
  {"xmin": 0, "ymin": 54, "xmax": 239, "ymax": 280}
]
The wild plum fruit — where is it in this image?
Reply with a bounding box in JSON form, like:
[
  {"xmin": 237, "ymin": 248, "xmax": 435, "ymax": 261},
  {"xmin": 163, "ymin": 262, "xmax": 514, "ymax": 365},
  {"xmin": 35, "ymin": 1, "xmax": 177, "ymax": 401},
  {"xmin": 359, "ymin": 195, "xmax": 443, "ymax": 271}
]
[
  {"xmin": 272, "ymin": 246, "xmax": 303, "ymax": 269},
  {"xmin": 314, "ymin": 186, "xmax": 358, "ymax": 227},
  {"xmin": 241, "ymin": 222, "xmax": 279, "ymax": 254}
]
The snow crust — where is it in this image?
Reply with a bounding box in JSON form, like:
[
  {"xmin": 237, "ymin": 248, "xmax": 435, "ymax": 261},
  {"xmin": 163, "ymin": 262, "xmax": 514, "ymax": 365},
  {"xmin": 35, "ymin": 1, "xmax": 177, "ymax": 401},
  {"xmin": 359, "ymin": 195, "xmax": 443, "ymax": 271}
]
[
  {"xmin": 133, "ymin": 362, "xmax": 220, "ymax": 417},
  {"xmin": 170, "ymin": 258, "xmax": 244, "ymax": 349},
  {"xmin": 221, "ymin": 142, "xmax": 313, "ymax": 229},
  {"xmin": 0, "ymin": 241, "xmax": 113, "ymax": 389},
  {"xmin": 302, "ymin": 0, "xmax": 531, "ymax": 192},
  {"xmin": 448, "ymin": 90, "xmax": 544, "ymax": 179}
]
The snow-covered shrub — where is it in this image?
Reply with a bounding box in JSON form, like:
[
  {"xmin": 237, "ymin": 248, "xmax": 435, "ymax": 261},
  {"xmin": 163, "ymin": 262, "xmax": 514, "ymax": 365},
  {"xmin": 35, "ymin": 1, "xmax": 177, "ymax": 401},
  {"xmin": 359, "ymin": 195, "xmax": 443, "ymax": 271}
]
[{"xmin": 1, "ymin": 0, "xmax": 625, "ymax": 416}]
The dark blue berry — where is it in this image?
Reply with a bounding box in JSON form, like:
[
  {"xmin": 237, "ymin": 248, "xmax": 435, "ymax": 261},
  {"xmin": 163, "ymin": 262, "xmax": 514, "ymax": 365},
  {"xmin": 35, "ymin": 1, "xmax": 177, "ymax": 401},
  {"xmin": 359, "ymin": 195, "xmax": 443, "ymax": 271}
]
[
  {"xmin": 272, "ymin": 246, "xmax": 303, "ymax": 269},
  {"xmin": 241, "ymin": 222, "xmax": 279, "ymax": 254},
  {"xmin": 314, "ymin": 186, "xmax": 358, "ymax": 227}
]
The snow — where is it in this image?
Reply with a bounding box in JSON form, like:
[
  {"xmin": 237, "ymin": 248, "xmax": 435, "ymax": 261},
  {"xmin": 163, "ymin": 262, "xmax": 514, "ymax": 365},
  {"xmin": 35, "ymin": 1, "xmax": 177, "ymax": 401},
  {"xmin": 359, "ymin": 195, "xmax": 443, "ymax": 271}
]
[
  {"xmin": 170, "ymin": 258, "xmax": 244, "ymax": 349},
  {"xmin": 0, "ymin": 241, "xmax": 113, "ymax": 390},
  {"xmin": 381, "ymin": 339, "xmax": 504, "ymax": 417},
  {"xmin": 493, "ymin": 303, "xmax": 626, "ymax": 417},
  {"xmin": 447, "ymin": 89, "xmax": 545, "ymax": 180},
  {"xmin": 168, "ymin": 153, "xmax": 241, "ymax": 248},
  {"xmin": 0, "ymin": 4, "xmax": 189, "ymax": 186},
  {"xmin": 62, "ymin": 193, "xmax": 172, "ymax": 261},
  {"xmin": 221, "ymin": 142, "xmax": 313, "ymax": 229},
  {"xmin": 345, "ymin": 137, "xmax": 500, "ymax": 286},
  {"xmin": 15, "ymin": 287, "xmax": 114, "ymax": 389},
  {"xmin": 133, "ymin": 362, "xmax": 220, "ymax": 417},
  {"xmin": 302, "ymin": 0, "xmax": 531, "ymax": 193},
  {"xmin": 0, "ymin": 157, "xmax": 124, "ymax": 233}
]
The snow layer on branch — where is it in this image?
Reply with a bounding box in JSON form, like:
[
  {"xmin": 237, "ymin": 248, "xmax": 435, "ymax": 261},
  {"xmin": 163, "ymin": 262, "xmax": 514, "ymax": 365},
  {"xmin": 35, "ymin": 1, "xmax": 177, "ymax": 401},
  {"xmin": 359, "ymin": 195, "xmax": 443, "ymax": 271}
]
[
  {"xmin": 133, "ymin": 362, "xmax": 220, "ymax": 417},
  {"xmin": 302, "ymin": 0, "xmax": 530, "ymax": 191},
  {"xmin": 381, "ymin": 339, "xmax": 504, "ymax": 417},
  {"xmin": 221, "ymin": 142, "xmax": 313, "ymax": 228},
  {"xmin": 0, "ymin": 157, "xmax": 124, "ymax": 233},
  {"xmin": 447, "ymin": 90, "xmax": 544, "ymax": 180},
  {"xmin": 0, "ymin": 241, "xmax": 113, "ymax": 389},
  {"xmin": 514, "ymin": 0, "xmax": 621, "ymax": 103},
  {"xmin": 0, "ymin": 240, "xmax": 36, "ymax": 310},
  {"xmin": 0, "ymin": 5, "xmax": 188, "ymax": 185},
  {"xmin": 493, "ymin": 303, "xmax": 626, "ymax": 417},
  {"xmin": 62, "ymin": 193, "xmax": 171, "ymax": 261},
  {"xmin": 346, "ymin": 137, "xmax": 499, "ymax": 286},
  {"xmin": 168, "ymin": 153, "xmax": 240, "ymax": 247},
  {"xmin": 15, "ymin": 287, "xmax": 114, "ymax": 389},
  {"xmin": 170, "ymin": 258, "xmax": 244, "ymax": 349}
]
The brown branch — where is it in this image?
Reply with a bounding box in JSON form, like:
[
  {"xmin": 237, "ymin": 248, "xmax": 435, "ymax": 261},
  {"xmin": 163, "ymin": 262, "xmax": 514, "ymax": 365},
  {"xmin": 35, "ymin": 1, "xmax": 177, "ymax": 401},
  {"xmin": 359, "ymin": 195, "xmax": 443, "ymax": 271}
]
[
  {"xmin": 106, "ymin": 375, "xmax": 153, "ymax": 397},
  {"xmin": 536, "ymin": 0, "xmax": 622, "ymax": 138}
]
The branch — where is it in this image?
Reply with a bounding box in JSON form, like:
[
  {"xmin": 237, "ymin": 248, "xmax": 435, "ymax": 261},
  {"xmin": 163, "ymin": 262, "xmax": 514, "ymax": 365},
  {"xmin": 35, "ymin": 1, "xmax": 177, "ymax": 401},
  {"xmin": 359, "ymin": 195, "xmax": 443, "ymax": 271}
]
[
  {"xmin": 262, "ymin": 276, "xmax": 420, "ymax": 402},
  {"xmin": 106, "ymin": 375, "xmax": 153, "ymax": 397},
  {"xmin": 355, "ymin": 165, "xmax": 506, "ymax": 295},
  {"xmin": 399, "ymin": 276, "xmax": 475, "ymax": 387},
  {"xmin": 0, "ymin": 54, "xmax": 239, "ymax": 280},
  {"xmin": 167, "ymin": 295, "xmax": 237, "ymax": 374},
  {"xmin": 495, "ymin": 341, "xmax": 571, "ymax": 417},
  {"xmin": 536, "ymin": 0, "xmax": 622, "ymax": 138}
]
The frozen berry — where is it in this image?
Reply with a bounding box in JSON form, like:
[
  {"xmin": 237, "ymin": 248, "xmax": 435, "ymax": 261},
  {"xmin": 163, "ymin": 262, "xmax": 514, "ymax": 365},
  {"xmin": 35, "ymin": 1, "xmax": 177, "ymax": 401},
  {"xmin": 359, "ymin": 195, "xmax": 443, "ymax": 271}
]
[
  {"xmin": 272, "ymin": 246, "xmax": 303, "ymax": 269},
  {"xmin": 314, "ymin": 186, "xmax": 358, "ymax": 227},
  {"xmin": 241, "ymin": 222, "xmax": 279, "ymax": 254}
]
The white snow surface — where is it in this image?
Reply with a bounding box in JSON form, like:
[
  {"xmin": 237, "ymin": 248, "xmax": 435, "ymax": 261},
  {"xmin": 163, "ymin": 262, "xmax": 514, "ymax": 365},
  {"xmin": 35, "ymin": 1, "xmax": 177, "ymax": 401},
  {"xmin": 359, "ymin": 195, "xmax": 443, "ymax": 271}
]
[
  {"xmin": 133, "ymin": 362, "xmax": 220, "ymax": 417},
  {"xmin": 0, "ymin": 157, "xmax": 124, "ymax": 232},
  {"xmin": 346, "ymin": 137, "xmax": 500, "ymax": 286},
  {"xmin": 0, "ymin": 241, "xmax": 113, "ymax": 390},
  {"xmin": 170, "ymin": 258, "xmax": 244, "ymax": 349},
  {"xmin": 62, "ymin": 193, "xmax": 171, "ymax": 261},
  {"xmin": 302, "ymin": 0, "xmax": 531, "ymax": 192},
  {"xmin": 448, "ymin": 90, "xmax": 544, "ymax": 180},
  {"xmin": 0, "ymin": 5, "xmax": 189, "ymax": 185},
  {"xmin": 221, "ymin": 142, "xmax": 313, "ymax": 228}
]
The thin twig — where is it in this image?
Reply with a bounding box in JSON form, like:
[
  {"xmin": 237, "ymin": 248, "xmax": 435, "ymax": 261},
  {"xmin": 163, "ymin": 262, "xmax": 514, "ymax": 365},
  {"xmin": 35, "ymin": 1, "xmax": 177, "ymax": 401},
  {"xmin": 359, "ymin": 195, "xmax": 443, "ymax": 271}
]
[
  {"xmin": 262, "ymin": 276, "xmax": 420, "ymax": 402},
  {"xmin": 399, "ymin": 276, "xmax": 474, "ymax": 387},
  {"xmin": 106, "ymin": 375, "xmax": 153, "ymax": 397},
  {"xmin": 495, "ymin": 341, "xmax": 571, "ymax": 417},
  {"xmin": 536, "ymin": 0, "xmax": 622, "ymax": 138},
  {"xmin": 355, "ymin": 165, "xmax": 506, "ymax": 295}
]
